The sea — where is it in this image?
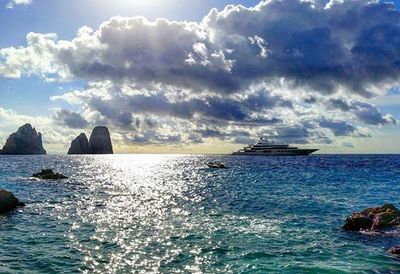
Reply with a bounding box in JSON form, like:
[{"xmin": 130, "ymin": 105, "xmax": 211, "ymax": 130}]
[{"xmin": 0, "ymin": 154, "xmax": 400, "ymax": 273}]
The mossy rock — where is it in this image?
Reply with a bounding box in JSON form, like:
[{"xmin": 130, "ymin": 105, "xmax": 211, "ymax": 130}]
[{"xmin": 0, "ymin": 189, "xmax": 25, "ymax": 213}]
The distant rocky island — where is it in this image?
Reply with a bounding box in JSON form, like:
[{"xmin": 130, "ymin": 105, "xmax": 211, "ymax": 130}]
[
  {"xmin": 0, "ymin": 124, "xmax": 46, "ymax": 155},
  {"xmin": 0, "ymin": 124, "xmax": 113, "ymax": 155},
  {"xmin": 68, "ymin": 133, "xmax": 89, "ymax": 154},
  {"xmin": 68, "ymin": 126, "xmax": 113, "ymax": 154}
]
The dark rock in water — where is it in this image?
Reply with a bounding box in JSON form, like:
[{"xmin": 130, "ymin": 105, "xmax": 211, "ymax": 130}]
[
  {"xmin": 89, "ymin": 126, "xmax": 113, "ymax": 154},
  {"xmin": 343, "ymin": 204, "xmax": 400, "ymax": 231},
  {"xmin": 0, "ymin": 189, "xmax": 25, "ymax": 213},
  {"xmin": 68, "ymin": 133, "xmax": 89, "ymax": 154},
  {"xmin": 0, "ymin": 124, "xmax": 46, "ymax": 155},
  {"xmin": 206, "ymin": 162, "xmax": 226, "ymax": 168},
  {"xmin": 388, "ymin": 245, "xmax": 400, "ymax": 258},
  {"xmin": 32, "ymin": 169, "xmax": 68, "ymax": 180},
  {"xmin": 343, "ymin": 214, "xmax": 374, "ymax": 231}
]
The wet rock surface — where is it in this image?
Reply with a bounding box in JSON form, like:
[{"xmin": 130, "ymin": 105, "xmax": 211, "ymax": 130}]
[
  {"xmin": 344, "ymin": 204, "xmax": 400, "ymax": 259},
  {"xmin": 0, "ymin": 124, "xmax": 46, "ymax": 155},
  {"xmin": 343, "ymin": 204, "xmax": 400, "ymax": 231}
]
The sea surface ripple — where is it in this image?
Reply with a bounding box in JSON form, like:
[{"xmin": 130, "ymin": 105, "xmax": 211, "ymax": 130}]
[{"xmin": 0, "ymin": 154, "xmax": 400, "ymax": 273}]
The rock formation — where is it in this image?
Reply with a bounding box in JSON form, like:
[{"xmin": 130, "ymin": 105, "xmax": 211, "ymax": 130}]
[
  {"xmin": 88, "ymin": 126, "xmax": 113, "ymax": 154},
  {"xmin": 66, "ymin": 126, "xmax": 113, "ymax": 154},
  {"xmin": 0, "ymin": 124, "xmax": 46, "ymax": 155},
  {"xmin": 0, "ymin": 189, "xmax": 25, "ymax": 213},
  {"xmin": 343, "ymin": 204, "xmax": 400, "ymax": 231},
  {"xmin": 32, "ymin": 169, "xmax": 68, "ymax": 180},
  {"xmin": 344, "ymin": 204, "xmax": 400, "ymax": 259},
  {"xmin": 67, "ymin": 133, "xmax": 89, "ymax": 154}
]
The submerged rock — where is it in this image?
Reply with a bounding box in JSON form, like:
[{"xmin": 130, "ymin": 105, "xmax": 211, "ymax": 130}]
[
  {"xmin": 89, "ymin": 126, "xmax": 113, "ymax": 154},
  {"xmin": 343, "ymin": 204, "xmax": 400, "ymax": 231},
  {"xmin": 206, "ymin": 162, "xmax": 226, "ymax": 168},
  {"xmin": 0, "ymin": 189, "xmax": 25, "ymax": 213},
  {"xmin": 388, "ymin": 245, "xmax": 400, "ymax": 258},
  {"xmin": 68, "ymin": 133, "xmax": 89, "ymax": 154},
  {"xmin": 0, "ymin": 124, "xmax": 46, "ymax": 155},
  {"xmin": 32, "ymin": 169, "xmax": 68, "ymax": 180}
]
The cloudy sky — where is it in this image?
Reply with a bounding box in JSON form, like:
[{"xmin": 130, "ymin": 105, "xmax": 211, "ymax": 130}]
[{"xmin": 0, "ymin": 0, "xmax": 400, "ymax": 154}]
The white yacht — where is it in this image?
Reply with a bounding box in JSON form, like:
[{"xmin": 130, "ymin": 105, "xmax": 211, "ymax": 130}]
[{"xmin": 232, "ymin": 137, "xmax": 318, "ymax": 156}]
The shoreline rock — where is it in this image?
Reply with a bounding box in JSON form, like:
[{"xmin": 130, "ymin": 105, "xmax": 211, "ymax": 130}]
[
  {"xmin": 32, "ymin": 169, "xmax": 68, "ymax": 180},
  {"xmin": 343, "ymin": 204, "xmax": 400, "ymax": 232},
  {"xmin": 344, "ymin": 204, "xmax": 400, "ymax": 259},
  {"xmin": 0, "ymin": 189, "xmax": 25, "ymax": 213},
  {"xmin": 0, "ymin": 124, "xmax": 46, "ymax": 155}
]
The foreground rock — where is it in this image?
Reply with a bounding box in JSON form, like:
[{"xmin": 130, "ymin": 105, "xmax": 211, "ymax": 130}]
[
  {"xmin": 0, "ymin": 124, "xmax": 46, "ymax": 155},
  {"xmin": 89, "ymin": 126, "xmax": 113, "ymax": 154},
  {"xmin": 68, "ymin": 133, "xmax": 89, "ymax": 154},
  {"xmin": 0, "ymin": 189, "xmax": 25, "ymax": 213},
  {"xmin": 32, "ymin": 169, "xmax": 68, "ymax": 180},
  {"xmin": 343, "ymin": 204, "xmax": 400, "ymax": 231}
]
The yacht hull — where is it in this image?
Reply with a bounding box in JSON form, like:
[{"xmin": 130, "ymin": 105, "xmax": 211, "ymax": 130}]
[{"xmin": 231, "ymin": 149, "xmax": 318, "ymax": 156}]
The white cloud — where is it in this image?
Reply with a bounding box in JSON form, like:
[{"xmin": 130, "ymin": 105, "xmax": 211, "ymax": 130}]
[
  {"xmin": 0, "ymin": 0, "xmax": 399, "ymax": 148},
  {"xmin": 6, "ymin": 0, "xmax": 32, "ymax": 9},
  {"xmin": 3, "ymin": 0, "xmax": 400, "ymax": 96}
]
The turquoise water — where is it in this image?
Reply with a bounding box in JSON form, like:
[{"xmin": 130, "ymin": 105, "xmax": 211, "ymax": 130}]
[{"xmin": 0, "ymin": 154, "xmax": 400, "ymax": 273}]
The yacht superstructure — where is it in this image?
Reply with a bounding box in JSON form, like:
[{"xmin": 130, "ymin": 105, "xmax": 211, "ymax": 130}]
[{"xmin": 232, "ymin": 137, "xmax": 318, "ymax": 156}]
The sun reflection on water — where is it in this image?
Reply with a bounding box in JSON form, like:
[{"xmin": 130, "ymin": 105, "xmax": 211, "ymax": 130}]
[
  {"xmin": 62, "ymin": 155, "xmax": 218, "ymax": 273},
  {"xmin": 2, "ymin": 155, "xmax": 400, "ymax": 272},
  {"xmin": 47, "ymin": 154, "xmax": 280, "ymax": 273}
]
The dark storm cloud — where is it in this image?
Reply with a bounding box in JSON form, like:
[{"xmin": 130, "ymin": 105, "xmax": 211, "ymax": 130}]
[
  {"xmin": 129, "ymin": 130, "xmax": 182, "ymax": 144},
  {"xmin": 327, "ymin": 98, "xmax": 397, "ymax": 125},
  {"xmin": 319, "ymin": 119, "xmax": 357, "ymax": 136},
  {"xmin": 53, "ymin": 109, "xmax": 88, "ymax": 129},
  {"xmin": 274, "ymin": 126, "xmax": 311, "ymax": 144},
  {"xmin": 85, "ymin": 90, "xmax": 288, "ymax": 126}
]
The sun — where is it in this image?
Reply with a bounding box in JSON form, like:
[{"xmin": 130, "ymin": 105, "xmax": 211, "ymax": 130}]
[{"xmin": 95, "ymin": 0, "xmax": 173, "ymax": 18}]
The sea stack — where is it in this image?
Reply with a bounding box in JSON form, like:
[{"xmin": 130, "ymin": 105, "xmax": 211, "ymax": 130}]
[
  {"xmin": 0, "ymin": 124, "xmax": 46, "ymax": 155},
  {"xmin": 68, "ymin": 133, "xmax": 89, "ymax": 154},
  {"xmin": 88, "ymin": 126, "xmax": 113, "ymax": 154}
]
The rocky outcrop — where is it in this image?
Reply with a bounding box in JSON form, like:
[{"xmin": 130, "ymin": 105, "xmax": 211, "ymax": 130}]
[
  {"xmin": 344, "ymin": 204, "xmax": 400, "ymax": 260},
  {"xmin": 89, "ymin": 126, "xmax": 113, "ymax": 154},
  {"xmin": 0, "ymin": 124, "xmax": 46, "ymax": 155},
  {"xmin": 0, "ymin": 189, "xmax": 25, "ymax": 213},
  {"xmin": 32, "ymin": 169, "xmax": 68, "ymax": 180},
  {"xmin": 66, "ymin": 126, "xmax": 113, "ymax": 154},
  {"xmin": 68, "ymin": 133, "xmax": 89, "ymax": 154},
  {"xmin": 343, "ymin": 204, "xmax": 400, "ymax": 231}
]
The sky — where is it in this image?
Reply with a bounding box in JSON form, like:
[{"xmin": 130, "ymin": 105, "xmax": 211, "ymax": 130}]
[{"xmin": 0, "ymin": 0, "xmax": 400, "ymax": 154}]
